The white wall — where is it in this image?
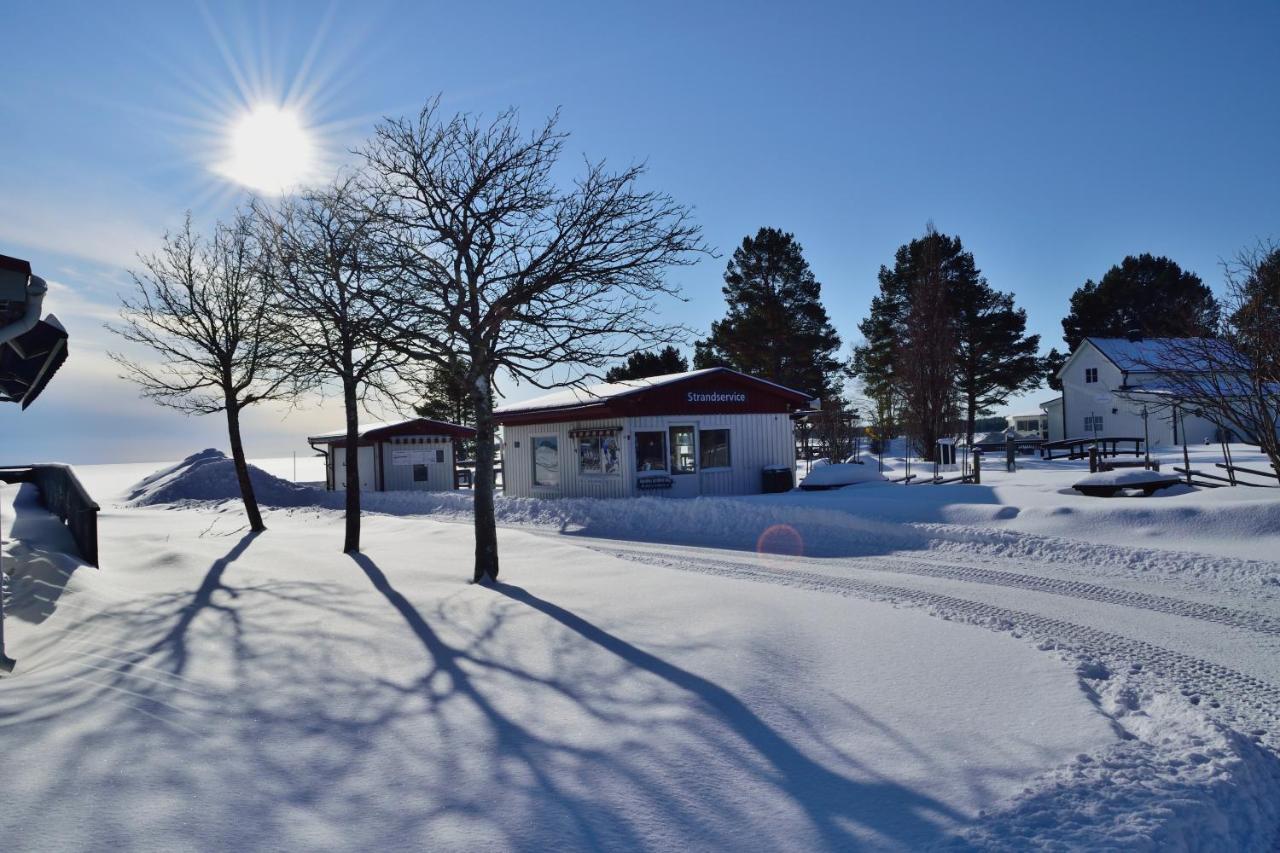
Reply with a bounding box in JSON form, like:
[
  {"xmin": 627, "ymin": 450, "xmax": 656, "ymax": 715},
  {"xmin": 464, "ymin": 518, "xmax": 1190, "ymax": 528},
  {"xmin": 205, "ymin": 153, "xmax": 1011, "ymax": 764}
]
[
  {"xmin": 332, "ymin": 445, "xmax": 377, "ymax": 491},
  {"xmin": 380, "ymin": 437, "xmax": 456, "ymax": 492},
  {"xmin": 501, "ymin": 413, "xmax": 796, "ymax": 499}
]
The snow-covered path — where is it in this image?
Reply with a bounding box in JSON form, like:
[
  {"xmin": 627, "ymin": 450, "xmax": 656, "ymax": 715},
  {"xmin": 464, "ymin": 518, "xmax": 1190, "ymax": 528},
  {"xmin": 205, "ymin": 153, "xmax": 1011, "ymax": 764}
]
[{"xmin": 573, "ymin": 537, "xmax": 1280, "ymax": 743}]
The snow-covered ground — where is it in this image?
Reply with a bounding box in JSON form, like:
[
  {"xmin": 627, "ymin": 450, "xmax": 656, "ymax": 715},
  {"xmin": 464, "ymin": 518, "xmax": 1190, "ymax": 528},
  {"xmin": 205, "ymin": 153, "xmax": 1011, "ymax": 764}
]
[{"xmin": 2, "ymin": 446, "xmax": 1280, "ymax": 850}]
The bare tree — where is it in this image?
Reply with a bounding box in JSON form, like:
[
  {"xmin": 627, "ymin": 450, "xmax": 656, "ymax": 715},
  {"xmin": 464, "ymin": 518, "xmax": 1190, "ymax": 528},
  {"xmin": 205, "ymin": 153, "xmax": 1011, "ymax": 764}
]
[
  {"xmin": 362, "ymin": 99, "xmax": 708, "ymax": 583},
  {"xmin": 258, "ymin": 178, "xmax": 413, "ymax": 553},
  {"xmin": 1125, "ymin": 240, "xmax": 1280, "ymax": 476},
  {"xmin": 109, "ymin": 214, "xmax": 289, "ymax": 531}
]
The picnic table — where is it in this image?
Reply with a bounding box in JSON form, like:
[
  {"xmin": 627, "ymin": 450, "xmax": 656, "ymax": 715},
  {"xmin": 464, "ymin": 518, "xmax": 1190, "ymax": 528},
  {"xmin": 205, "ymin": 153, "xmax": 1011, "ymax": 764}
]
[{"xmin": 1071, "ymin": 469, "xmax": 1181, "ymax": 497}]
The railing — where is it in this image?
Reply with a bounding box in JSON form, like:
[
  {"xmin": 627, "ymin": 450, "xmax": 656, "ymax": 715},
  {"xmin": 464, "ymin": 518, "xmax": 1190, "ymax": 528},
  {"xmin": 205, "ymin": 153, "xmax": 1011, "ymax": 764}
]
[{"xmin": 0, "ymin": 464, "xmax": 99, "ymax": 566}]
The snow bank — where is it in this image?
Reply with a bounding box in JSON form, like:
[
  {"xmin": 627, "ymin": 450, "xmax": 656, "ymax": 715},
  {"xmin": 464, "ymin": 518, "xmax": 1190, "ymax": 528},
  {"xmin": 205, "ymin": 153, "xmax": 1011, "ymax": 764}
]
[
  {"xmin": 948, "ymin": 678, "xmax": 1280, "ymax": 851},
  {"xmin": 800, "ymin": 462, "xmax": 887, "ymax": 490},
  {"xmin": 125, "ymin": 449, "xmax": 319, "ymax": 508}
]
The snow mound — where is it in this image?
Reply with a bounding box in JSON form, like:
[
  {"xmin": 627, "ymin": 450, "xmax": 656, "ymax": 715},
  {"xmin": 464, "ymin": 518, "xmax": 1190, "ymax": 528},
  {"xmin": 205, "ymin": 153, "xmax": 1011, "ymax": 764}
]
[
  {"xmin": 1074, "ymin": 469, "xmax": 1182, "ymax": 487},
  {"xmin": 126, "ymin": 449, "xmax": 319, "ymax": 508},
  {"xmin": 800, "ymin": 462, "xmax": 887, "ymax": 490}
]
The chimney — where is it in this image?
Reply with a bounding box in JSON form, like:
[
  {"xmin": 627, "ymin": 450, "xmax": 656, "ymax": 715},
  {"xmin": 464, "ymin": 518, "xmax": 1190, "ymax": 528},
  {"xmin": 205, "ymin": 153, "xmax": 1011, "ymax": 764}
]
[{"xmin": 1126, "ymin": 328, "xmax": 1143, "ymax": 343}]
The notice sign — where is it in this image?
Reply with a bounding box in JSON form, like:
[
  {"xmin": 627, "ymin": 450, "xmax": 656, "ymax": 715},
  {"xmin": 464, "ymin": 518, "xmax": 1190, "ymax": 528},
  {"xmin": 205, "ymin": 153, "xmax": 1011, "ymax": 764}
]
[
  {"xmin": 686, "ymin": 391, "xmax": 747, "ymax": 403},
  {"xmin": 392, "ymin": 449, "xmax": 433, "ymax": 466}
]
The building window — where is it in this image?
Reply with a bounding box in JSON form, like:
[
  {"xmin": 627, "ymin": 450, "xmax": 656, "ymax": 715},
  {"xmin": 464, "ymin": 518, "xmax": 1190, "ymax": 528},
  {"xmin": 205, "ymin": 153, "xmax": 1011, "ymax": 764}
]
[
  {"xmin": 578, "ymin": 434, "xmax": 621, "ymax": 475},
  {"xmin": 1084, "ymin": 415, "xmax": 1104, "ymax": 434},
  {"xmin": 532, "ymin": 436, "xmax": 559, "ymax": 487},
  {"xmin": 669, "ymin": 426, "xmax": 696, "ymax": 474},
  {"xmin": 436, "ymin": 449, "xmax": 445, "ymax": 463},
  {"xmin": 413, "ymin": 464, "xmax": 429, "ymax": 482},
  {"xmin": 699, "ymin": 429, "xmax": 731, "ymax": 468},
  {"xmin": 635, "ymin": 431, "xmax": 666, "ymax": 471},
  {"xmin": 1084, "ymin": 367, "xmax": 1098, "ymax": 383}
]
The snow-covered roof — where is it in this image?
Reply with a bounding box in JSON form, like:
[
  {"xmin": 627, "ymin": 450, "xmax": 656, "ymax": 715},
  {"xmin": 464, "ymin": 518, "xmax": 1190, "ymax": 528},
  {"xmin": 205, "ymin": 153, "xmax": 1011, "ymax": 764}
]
[
  {"xmin": 494, "ymin": 367, "xmax": 814, "ymax": 417},
  {"xmin": 307, "ymin": 417, "xmax": 475, "ymax": 443},
  {"xmin": 1081, "ymin": 337, "xmax": 1236, "ymax": 373}
]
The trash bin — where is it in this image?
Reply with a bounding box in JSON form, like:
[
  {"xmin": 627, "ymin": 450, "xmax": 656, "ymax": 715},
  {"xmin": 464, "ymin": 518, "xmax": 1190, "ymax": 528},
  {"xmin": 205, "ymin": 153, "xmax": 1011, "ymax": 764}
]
[{"xmin": 761, "ymin": 465, "xmax": 794, "ymax": 494}]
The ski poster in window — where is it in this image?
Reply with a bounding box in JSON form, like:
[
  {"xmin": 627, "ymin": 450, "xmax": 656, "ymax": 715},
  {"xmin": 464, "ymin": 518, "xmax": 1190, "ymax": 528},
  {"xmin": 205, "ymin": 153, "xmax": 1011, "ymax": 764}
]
[{"xmin": 578, "ymin": 434, "xmax": 621, "ymax": 475}]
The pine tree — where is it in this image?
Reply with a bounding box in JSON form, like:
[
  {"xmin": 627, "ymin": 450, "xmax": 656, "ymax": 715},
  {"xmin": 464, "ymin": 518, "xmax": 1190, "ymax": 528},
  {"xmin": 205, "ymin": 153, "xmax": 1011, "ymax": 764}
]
[
  {"xmin": 694, "ymin": 227, "xmax": 842, "ymax": 401},
  {"xmin": 852, "ymin": 227, "xmax": 1043, "ymax": 457},
  {"xmin": 954, "ymin": 281, "xmax": 1042, "ymax": 444},
  {"xmin": 415, "ymin": 358, "xmax": 473, "ymax": 426},
  {"xmin": 1062, "ymin": 254, "xmax": 1219, "ymax": 350},
  {"xmin": 604, "ymin": 345, "xmax": 688, "ymax": 382}
]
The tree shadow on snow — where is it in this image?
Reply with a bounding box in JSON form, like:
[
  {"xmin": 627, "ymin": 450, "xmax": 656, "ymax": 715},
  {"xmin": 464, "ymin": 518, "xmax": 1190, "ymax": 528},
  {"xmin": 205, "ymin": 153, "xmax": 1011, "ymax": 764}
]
[{"xmin": 486, "ymin": 581, "xmax": 967, "ymax": 849}]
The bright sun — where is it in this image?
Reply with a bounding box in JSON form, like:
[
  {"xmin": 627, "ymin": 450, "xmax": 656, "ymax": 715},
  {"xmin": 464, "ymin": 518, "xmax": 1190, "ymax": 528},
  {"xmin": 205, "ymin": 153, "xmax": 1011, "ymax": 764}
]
[{"xmin": 222, "ymin": 104, "xmax": 315, "ymax": 195}]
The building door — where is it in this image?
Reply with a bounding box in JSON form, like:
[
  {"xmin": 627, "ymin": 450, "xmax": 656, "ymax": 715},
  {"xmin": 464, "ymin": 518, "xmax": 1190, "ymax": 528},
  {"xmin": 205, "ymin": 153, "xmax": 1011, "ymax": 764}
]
[{"xmin": 667, "ymin": 424, "xmax": 699, "ymax": 498}]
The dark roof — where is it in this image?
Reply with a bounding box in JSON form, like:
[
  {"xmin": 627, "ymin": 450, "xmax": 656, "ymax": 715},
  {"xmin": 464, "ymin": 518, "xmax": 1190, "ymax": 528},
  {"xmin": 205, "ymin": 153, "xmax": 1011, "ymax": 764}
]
[
  {"xmin": 308, "ymin": 417, "xmax": 476, "ymax": 444},
  {"xmin": 493, "ymin": 367, "xmax": 816, "ymax": 426}
]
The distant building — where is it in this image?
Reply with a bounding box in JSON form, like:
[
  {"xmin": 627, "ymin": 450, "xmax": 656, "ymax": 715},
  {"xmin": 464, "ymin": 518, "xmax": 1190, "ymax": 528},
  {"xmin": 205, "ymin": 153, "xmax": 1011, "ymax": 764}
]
[
  {"xmin": 308, "ymin": 418, "xmax": 476, "ymax": 492},
  {"xmin": 1005, "ymin": 411, "xmax": 1048, "ymax": 440},
  {"xmin": 494, "ymin": 367, "xmax": 814, "ymax": 499},
  {"xmin": 1041, "ymin": 336, "xmax": 1229, "ymax": 448}
]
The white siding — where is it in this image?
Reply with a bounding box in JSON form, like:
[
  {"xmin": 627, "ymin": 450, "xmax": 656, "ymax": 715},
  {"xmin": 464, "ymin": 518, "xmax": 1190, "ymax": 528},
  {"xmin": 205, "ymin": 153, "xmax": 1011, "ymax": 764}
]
[
  {"xmin": 332, "ymin": 445, "xmax": 377, "ymax": 491},
  {"xmin": 1060, "ymin": 342, "xmax": 1230, "ymax": 449},
  {"xmin": 380, "ymin": 436, "xmax": 456, "ymax": 492},
  {"xmin": 501, "ymin": 413, "xmax": 796, "ymax": 499}
]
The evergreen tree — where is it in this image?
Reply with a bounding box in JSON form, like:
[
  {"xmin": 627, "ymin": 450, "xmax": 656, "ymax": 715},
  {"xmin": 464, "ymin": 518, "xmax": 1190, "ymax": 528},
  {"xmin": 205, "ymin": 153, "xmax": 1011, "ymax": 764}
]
[
  {"xmin": 1061, "ymin": 254, "xmax": 1220, "ymax": 350},
  {"xmin": 415, "ymin": 358, "xmax": 473, "ymax": 426},
  {"xmin": 851, "ymin": 227, "xmax": 1042, "ymax": 457},
  {"xmin": 694, "ymin": 227, "xmax": 842, "ymax": 400},
  {"xmin": 954, "ymin": 280, "xmax": 1042, "ymax": 444},
  {"xmin": 604, "ymin": 345, "xmax": 688, "ymax": 382}
]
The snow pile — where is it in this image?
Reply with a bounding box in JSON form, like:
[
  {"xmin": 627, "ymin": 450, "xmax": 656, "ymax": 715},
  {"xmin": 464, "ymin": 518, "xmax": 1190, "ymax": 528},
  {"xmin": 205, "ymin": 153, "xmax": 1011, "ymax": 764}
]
[
  {"xmin": 800, "ymin": 462, "xmax": 886, "ymax": 490},
  {"xmin": 948, "ymin": 678, "xmax": 1280, "ymax": 851},
  {"xmin": 125, "ymin": 449, "xmax": 319, "ymax": 508}
]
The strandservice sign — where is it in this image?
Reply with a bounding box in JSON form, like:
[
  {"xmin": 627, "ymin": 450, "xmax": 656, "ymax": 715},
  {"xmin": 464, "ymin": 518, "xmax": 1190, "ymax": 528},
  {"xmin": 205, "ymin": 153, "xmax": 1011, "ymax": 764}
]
[{"xmin": 686, "ymin": 391, "xmax": 747, "ymax": 403}]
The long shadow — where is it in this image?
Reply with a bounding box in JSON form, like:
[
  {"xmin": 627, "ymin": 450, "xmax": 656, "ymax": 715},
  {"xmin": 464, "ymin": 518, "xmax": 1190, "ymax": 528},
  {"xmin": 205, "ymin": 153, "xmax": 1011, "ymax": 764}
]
[
  {"xmin": 349, "ymin": 553, "xmax": 640, "ymax": 851},
  {"xmin": 148, "ymin": 531, "xmax": 260, "ymax": 676},
  {"xmin": 490, "ymin": 582, "xmax": 966, "ymax": 849},
  {"xmin": 3, "ymin": 483, "xmax": 87, "ymax": 625}
]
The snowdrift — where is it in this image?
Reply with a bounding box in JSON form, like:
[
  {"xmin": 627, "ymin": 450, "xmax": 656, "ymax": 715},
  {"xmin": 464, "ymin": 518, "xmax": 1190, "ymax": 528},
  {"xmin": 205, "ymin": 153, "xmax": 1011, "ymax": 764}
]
[{"xmin": 125, "ymin": 449, "xmax": 319, "ymax": 508}]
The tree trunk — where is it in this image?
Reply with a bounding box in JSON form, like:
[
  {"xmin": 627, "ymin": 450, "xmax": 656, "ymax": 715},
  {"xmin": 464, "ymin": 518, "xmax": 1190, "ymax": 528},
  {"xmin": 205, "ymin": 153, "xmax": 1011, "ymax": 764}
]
[
  {"xmin": 226, "ymin": 401, "xmax": 265, "ymax": 532},
  {"xmin": 342, "ymin": 376, "xmax": 362, "ymax": 553},
  {"xmin": 966, "ymin": 389, "xmax": 978, "ymax": 447},
  {"xmin": 470, "ymin": 372, "xmax": 500, "ymax": 584}
]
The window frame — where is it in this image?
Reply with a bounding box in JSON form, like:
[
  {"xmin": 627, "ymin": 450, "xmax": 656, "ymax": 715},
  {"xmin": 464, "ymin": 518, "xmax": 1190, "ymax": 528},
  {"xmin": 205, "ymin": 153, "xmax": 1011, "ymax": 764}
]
[
  {"xmin": 1084, "ymin": 367, "xmax": 1098, "ymax": 384},
  {"xmin": 412, "ymin": 464, "xmax": 430, "ymax": 483},
  {"xmin": 531, "ymin": 434, "xmax": 561, "ymax": 488},
  {"xmin": 634, "ymin": 430, "xmax": 668, "ymax": 473},
  {"xmin": 698, "ymin": 428, "xmax": 732, "ymax": 470}
]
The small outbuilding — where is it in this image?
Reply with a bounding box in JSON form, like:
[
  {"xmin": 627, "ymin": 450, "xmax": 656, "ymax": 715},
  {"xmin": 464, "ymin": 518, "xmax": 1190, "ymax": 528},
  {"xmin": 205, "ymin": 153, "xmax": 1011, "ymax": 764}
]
[
  {"xmin": 307, "ymin": 418, "xmax": 476, "ymax": 493},
  {"xmin": 494, "ymin": 367, "xmax": 815, "ymax": 499}
]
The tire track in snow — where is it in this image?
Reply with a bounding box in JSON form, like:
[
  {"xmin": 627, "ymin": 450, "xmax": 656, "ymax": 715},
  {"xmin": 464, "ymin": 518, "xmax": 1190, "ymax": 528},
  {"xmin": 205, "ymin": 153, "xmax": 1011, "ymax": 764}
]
[
  {"xmin": 595, "ymin": 546, "xmax": 1280, "ymax": 743},
  {"xmin": 594, "ymin": 541, "xmax": 1280, "ymax": 637}
]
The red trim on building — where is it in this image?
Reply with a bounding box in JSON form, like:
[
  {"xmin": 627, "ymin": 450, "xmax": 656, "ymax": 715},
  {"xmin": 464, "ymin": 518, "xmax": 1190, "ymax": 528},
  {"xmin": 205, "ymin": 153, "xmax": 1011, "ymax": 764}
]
[{"xmin": 495, "ymin": 368, "xmax": 812, "ymax": 426}]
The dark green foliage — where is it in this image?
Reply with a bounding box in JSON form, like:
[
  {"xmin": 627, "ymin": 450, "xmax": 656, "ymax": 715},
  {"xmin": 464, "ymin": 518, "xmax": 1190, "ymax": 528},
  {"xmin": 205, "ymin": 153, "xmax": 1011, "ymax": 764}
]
[
  {"xmin": 694, "ymin": 227, "xmax": 843, "ymax": 401},
  {"xmin": 1061, "ymin": 254, "xmax": 1220, "ymax": 350},
  {"xmin": 604, "ymin": 345, "xmax": 688, "ymax": 382},
  {"xmin": 954, "ymin": 279, "xmax": 1042, "ymax": 443},
  {"xmin": 415, "ymin": 359, "xmax": 473, "ymax": 426},
  {"xmin": 1042, "ymin": 348, "xmax": 1068, "ymax": 392},
  {"xmin": 851, "ymin": 227, "xmax": 1044, "ymax": 454}
]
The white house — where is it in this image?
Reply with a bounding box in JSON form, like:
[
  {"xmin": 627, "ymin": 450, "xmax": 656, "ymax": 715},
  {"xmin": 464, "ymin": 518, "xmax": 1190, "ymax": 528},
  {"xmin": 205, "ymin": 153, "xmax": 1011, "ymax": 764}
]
[
  {"xmin": 494, "ymin": 367, "xmax": 815, "ymax": 499},
  {"xmin": 307, "ymin": 418, "xmax": 476, "ymax": 492},
  {"xmin": 1042, "ymin": 336, "xmax": 1225, "ymax": 449}
]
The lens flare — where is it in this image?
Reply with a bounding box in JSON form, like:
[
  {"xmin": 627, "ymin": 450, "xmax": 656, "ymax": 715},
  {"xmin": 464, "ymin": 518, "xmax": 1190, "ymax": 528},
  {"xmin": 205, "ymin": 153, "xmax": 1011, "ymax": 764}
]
[{"xmin": 756, "ymin": 524, "xmax": 804, "ymax": 557}]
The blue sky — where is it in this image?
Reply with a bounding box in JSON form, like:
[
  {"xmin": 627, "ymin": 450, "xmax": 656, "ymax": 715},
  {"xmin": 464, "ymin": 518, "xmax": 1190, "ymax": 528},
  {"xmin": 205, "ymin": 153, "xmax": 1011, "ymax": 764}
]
[{"xmin": 2, "ymin": 1, "xmax": 1277, "ymax": 463}]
